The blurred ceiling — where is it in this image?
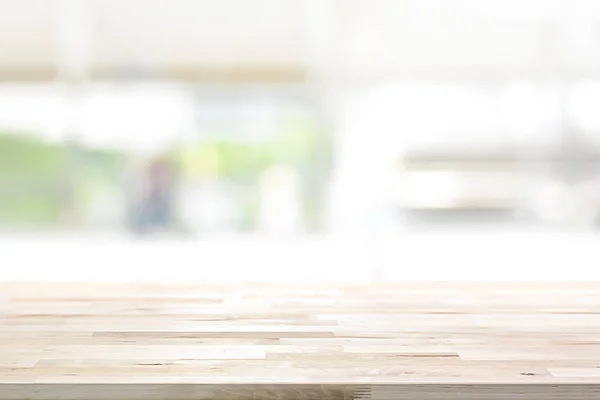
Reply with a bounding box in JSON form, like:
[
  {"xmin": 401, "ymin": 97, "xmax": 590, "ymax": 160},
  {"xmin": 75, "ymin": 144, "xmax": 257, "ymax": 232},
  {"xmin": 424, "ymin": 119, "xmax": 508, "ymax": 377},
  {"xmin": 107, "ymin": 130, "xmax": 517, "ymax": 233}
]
[{"xmin": 1, "ymin": 0, "xmax": 600, "ymax": 83}]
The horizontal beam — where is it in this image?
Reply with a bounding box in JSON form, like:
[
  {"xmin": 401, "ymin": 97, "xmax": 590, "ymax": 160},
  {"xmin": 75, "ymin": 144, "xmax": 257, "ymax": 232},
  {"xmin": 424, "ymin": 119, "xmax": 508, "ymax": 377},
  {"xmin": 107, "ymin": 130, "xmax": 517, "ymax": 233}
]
[
  {"xmin": 3, "ymin": 64, "xmax": 600, "ymax": 85},
  {"xmin": 0, "ymin": 65, "xmax": 307, "ymax": 84}
]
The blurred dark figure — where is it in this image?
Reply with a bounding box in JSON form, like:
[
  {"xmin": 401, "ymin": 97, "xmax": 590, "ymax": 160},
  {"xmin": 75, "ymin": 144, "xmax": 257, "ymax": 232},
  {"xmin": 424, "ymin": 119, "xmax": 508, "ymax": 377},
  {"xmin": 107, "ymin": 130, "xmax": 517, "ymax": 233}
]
[{"xmin": 134, "ymin": 157, "xmax": 175, "ymax": 234}]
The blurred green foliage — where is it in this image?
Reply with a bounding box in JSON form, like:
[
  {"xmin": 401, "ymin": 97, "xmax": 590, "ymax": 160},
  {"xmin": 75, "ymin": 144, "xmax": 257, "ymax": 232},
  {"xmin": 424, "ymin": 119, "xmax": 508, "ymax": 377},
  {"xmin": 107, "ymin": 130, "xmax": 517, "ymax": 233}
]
[
  {"xmin": 0, "ymin": 133, "xmax": 66, "ymax": 225},
  {"xmin": 0, "ymin": 132, "xmax": 126, "ymax": 227},
  {"xmin": 0, "ymin": 133, "xmax": 68, "ymax": 177},
  {"xmin": 0, "ymin": 111, "xmax": 332, "ymax": 231},
  {"xmin": 179, "ymin": 114, "xmax": 328, "ymax": 231},
  {"xmin": 182, "ymin": 115, "xmax": 323, "ymax": 181}
]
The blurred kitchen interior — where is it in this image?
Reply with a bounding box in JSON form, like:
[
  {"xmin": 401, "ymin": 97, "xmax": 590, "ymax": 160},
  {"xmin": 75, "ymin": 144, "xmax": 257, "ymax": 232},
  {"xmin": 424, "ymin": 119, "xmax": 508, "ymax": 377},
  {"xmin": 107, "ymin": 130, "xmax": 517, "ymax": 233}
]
[{"xmin": 2, "ymin": 0, "xmax": 600, "ymax": 240}]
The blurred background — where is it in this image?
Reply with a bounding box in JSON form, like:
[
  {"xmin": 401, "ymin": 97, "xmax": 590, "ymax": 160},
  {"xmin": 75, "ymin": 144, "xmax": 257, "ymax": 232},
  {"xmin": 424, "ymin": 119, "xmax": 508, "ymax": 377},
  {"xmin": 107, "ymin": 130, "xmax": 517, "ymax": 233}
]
[{"xmin": 3, "ymin": 0, "xmax": 600, "ymax": 280}]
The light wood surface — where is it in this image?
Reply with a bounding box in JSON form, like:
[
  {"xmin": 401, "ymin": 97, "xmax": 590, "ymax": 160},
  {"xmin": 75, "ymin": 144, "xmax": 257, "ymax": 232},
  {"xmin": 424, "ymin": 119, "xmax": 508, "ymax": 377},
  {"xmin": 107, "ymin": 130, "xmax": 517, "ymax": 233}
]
[{"xmin": 1, "ymin": 282, "xmax": 600, "ymax": 399}]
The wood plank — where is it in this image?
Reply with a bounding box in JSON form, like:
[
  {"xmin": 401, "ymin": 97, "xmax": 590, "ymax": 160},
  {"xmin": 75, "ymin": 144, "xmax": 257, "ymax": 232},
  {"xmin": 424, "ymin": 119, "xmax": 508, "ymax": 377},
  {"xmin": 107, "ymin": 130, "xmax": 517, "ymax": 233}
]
[{"xmin": 2, "ymin": 282, "xmax": 600, "ymax": 399}]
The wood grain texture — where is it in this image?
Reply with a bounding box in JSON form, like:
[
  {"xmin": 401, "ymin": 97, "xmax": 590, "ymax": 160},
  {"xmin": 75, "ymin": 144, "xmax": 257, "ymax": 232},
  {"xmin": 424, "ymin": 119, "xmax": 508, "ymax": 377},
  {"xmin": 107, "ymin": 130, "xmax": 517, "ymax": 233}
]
[{"xmin": 1, "ymin": 282, "xmax": 600, "ymax": 399}]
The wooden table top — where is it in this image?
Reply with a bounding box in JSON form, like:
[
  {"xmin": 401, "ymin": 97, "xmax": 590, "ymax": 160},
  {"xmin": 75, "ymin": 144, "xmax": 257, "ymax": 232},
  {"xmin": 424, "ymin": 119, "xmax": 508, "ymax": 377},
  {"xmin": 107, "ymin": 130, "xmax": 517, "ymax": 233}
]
[{"xmin": 1, "ymin": 282, "xmax": 600, "ymax": 399}]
